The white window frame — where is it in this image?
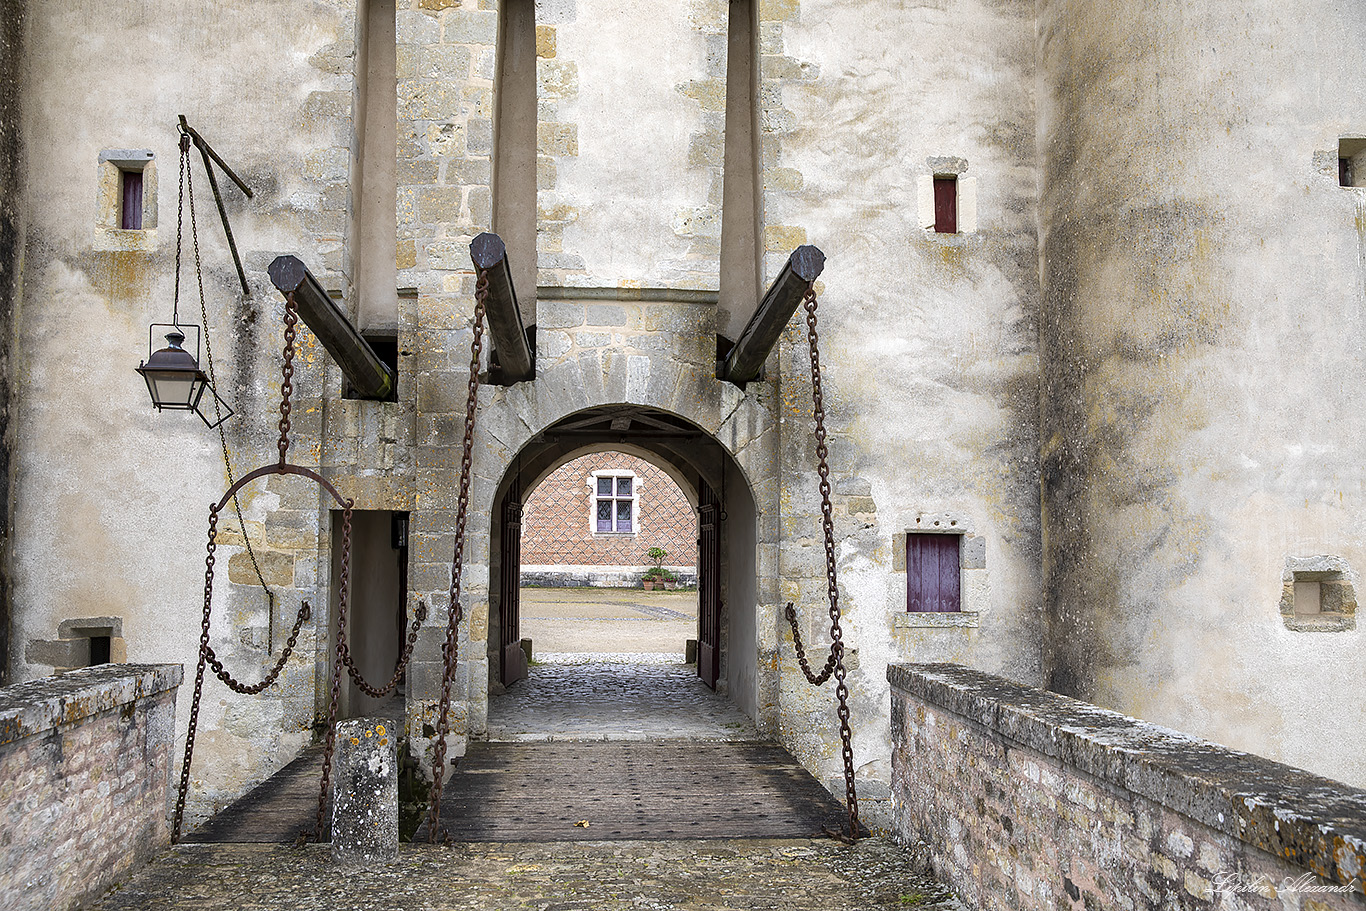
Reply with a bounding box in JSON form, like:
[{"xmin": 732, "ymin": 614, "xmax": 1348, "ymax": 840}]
[{"xmin": 587, "ymin": 470, "xmax": 641, "ymax": 535}]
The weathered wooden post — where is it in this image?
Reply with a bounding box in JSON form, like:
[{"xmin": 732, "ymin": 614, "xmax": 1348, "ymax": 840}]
[
  {"xmin": 267, "ymin": 255, "xmax": 395, "ymax": 400},
  {"xmin": 470, "ymin": 232, "xmax": 535, "ymax": 384},
  {"xmin": 331, "ymin": 717, "xmax": 398, "ymax": 867},
  {"xmin": 719, "ymin": 244, "xmax": 826, "ymax": 386}
]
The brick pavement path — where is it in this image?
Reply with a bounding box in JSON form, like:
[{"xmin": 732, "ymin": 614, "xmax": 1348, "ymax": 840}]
[{"xmin": 89, "ymin": 838, "xmax": 964, "ymax": 910}]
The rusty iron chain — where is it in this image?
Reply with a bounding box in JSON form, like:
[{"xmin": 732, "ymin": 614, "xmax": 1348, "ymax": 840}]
[
  {"xmin": 203, "ymin": 600, "xmax": 312, "ymax": 696},
  {"xmin": 782, "ymin": 285, "xmax": 861, "ymax": 842},
  {"xmin": 172, "ymin": 507, "xmax": 220, "ymax": 842},
  {"xmin": 278, "ymin": 292, "xmax": 298, "ymax": 465},
  {"xmin": 338, "ymin": 600, "xmax": 428, "ymax": 699},
  {"xmin": 423, "ymin": 272, "xmax": 488, "ymax": 843},
  {"xmin": 307, "ymin": 503, "xmax": 353, "ymax": 843}
]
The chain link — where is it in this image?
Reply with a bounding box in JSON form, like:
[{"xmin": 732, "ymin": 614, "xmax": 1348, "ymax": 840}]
[
  {"xmin": 338, "ymin": 601, "xmax": 428, "ymax": 699},
  {"xmin": 308, "ymin": 504, "xmax": 353, "ymax": 842},
  {"xmin": 203, "ymin": 600, "xmax": 312, "ymax": 696},
  {"xmin": 423, "ymin": 272, "xmax": 488, "ymax": 843},
  {"xmin": 278, "ymin": 292, "xmax": 298, "ymax": 465},
  {"xmin": 782, "ymin": 285, "xmax": 860, "ymax": 842},
  {"xmin": 173, "ymin": 507, "xmax": 220, "ymax": 842}
]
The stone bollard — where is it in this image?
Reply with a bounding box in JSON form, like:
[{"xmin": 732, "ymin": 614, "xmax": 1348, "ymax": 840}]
[{"xmin": 332, "ymin": 717, "xmax": 398, "ymax": 867}]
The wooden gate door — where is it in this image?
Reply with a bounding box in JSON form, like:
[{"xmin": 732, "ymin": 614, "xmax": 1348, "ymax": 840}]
[
  {"xmin": 697, "ymin": 477, "xmax": 721, "ymax": 689},
  {"xmin": 500, "ymin": 478, "xmax": 527, "ymax": 686}
]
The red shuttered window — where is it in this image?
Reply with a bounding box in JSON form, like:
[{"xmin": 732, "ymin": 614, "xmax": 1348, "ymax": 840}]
[
  {"xmin": 907, "ymin": 533, "xmax": 961, "ymax": 612},
  {"xmin": 933, "ymin": 176, "xmax": 957, "ymax": 234}
]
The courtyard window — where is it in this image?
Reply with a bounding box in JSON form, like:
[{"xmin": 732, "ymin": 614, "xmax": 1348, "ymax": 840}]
[
  {"xmin": 907, "ymin": 532, "xmax": 960, "ymax": 612},
  {"xmin": 593, "ymin": 472, "xmax": 636, "ymax": 534}
]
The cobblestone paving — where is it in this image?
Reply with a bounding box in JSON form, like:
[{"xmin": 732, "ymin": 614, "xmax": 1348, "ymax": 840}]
[
  {"xmin": 90, "ymin": 838, "xmax": 964, "ymax": 911},
  {"xmin": 486, "ymin": 654, "xmax": 760, "ymax": 742}
]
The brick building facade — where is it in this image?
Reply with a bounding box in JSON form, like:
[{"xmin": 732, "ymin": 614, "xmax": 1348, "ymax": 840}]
[{"xmin": 521, "ymin": 452, "xmax": 697, "ymax": 581}]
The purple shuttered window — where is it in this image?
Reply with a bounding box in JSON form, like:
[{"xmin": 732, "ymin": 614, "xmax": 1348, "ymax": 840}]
[
  {"xmin": 933, "ymin": 176, "xmax": 957, "ymax": 234},
  {"xmin": 121, "ymin": 169, "xmax": 144, "ymax": 230},
  {"xmin": 907, "ymin": 533, "xmax": 961, "ymax": 612}
]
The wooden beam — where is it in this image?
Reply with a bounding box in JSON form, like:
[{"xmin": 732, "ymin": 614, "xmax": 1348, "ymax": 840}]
[
  {"xmin": 471, "ymin": 232, "xmax": 535, "ymax": 384},
  {"xmin": 720, "ymin": 245, "xmax": 825, "ymax": 386},
  {"xmin": 267, "ymin": 255, "xmax": 394, "ymax": 401}
]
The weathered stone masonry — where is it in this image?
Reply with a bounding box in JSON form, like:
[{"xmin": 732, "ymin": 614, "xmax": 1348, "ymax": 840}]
[
  {"xmin": 0, "ymin": 664, "xmax": 182, "ymax": 911},
  {"xmin": 0, "ymin": 0, "xmax": 22, "ymax": 687},
  {"xmin": 890, "ymin": 663, "xmax": 1366, "ymax": 911}
]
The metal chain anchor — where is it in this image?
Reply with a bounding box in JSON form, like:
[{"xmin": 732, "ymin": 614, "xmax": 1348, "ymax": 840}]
[
  {"xmin": 423, "ymin": 272, "xmax": 489, "ymax": 843},
  {"xmin": 783, "ymin": 285, "xmax": 861, "ymax": 842}
]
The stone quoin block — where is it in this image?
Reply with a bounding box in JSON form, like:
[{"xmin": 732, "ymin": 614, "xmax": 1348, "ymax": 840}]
[{"xmin": 332, "ymin": 717, "xmax": 399, "ymax": 868}]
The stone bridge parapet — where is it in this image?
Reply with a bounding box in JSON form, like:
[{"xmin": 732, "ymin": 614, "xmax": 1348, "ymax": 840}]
[
  {"xmin": 890, "ymin": 662, "xmax": 1366, "ymax": 910},
  {"xmin": 0, "ymin": 664, "xmax": 182, "ymax": 911}
]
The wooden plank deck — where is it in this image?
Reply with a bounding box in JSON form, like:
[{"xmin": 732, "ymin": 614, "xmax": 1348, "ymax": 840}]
[
  {"xmin": 188, "ymin": 740, "xmax": 852, "ymax": 844},
  {"xmin": 183, "ymin": 744, "xmax": 329, "ymax": 844},
  {"xmin": 418, "ymin": 741, "xmax": 852, "ymax": 842}
]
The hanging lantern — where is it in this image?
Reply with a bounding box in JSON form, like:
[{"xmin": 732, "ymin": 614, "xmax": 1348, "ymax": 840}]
[
  {"xmin": 137, "ymin": 125, "xmax": 239, "ymax": 431},
  {"xmin": 137, "ymin": 326, "xmax": 207, "ymax": 411},
  {"xmin": 136, "ymin": 324, "xmax": 233, "ymax": 428}
]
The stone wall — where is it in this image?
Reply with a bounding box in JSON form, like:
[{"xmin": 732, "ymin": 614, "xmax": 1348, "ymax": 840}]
[
  {"xmin": 765, "ymin": 0, "xmax": 1043, "ymax": 821},
  {"xmin": 0, "ymin": 0, "xmax": 20, "ymax": 685},
  {"xmin": 890, "ymin": 663, "xmax": 1366, "ymax": 911},
  {"xmin": 10, "ymin": 0, "xmax": 356, "ymax": 826},
  {"xmin": 521, "ymin": 451, "xmax": 697, "ymax": 572},
  {"xmin": 0, "ymin": 664, "xmax": 182, "ymax": 911},
  {"xmin": 1037, "ymin": 0, "xmax": 1366, "ymax": 787}
]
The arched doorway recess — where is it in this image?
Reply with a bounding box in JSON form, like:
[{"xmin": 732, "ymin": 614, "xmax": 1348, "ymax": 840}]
[{"xmin": 487, "ymin": 406, "xmax": 763, "ymax": 724}]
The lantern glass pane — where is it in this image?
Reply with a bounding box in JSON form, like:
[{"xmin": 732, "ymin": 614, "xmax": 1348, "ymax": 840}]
[{"xmin": 150, "ymin": 373, "xmax": 198, "ymax": 408}]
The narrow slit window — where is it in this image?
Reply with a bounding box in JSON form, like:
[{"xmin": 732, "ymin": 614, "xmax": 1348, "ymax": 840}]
[
  {"xmin": 907, "ymin": 532, "xmax": 961, "ymax": 612},
  {"xmin": 88, "ymin": 635, "xmax": 112, "ymax": 666},
  {"xmin": 933, "ymin": 176, "xmax": 957, "ymax": 234},
  {"xmin": 120, "ymin": 169, "xmax": 144, "ymax": 230}
]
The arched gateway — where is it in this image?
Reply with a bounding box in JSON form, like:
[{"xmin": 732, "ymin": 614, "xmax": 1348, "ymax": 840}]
[
  {"xmin": 401, "ymin": 296, "xmax": 786, "ymax": 771},
  {"xmin": 488, "ymin": 407, "xmax": 761, "ymax": 711}
]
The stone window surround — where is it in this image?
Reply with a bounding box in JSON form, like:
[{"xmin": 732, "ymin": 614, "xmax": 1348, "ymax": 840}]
[
  {"xmin": 95, "ymin": 148, "xmax": 157, "ymax": 252},
  {"xmin": 891, "ymin": 514, "xmax": 985, "ymax": 628},
  {"xmin": 24, "ymin": 616, "xmax": 128, "ymax": 673},
  {"xmin": 587, "ymin": 468, "xmax": 641, "ymax": 536},
  {"xmin": 1279, "ymin": 554, "xmax": 1357, "ymax": 632},
  {"xmin": 1339, "ymin": 137, "xmax": 1366, "ymax": 188},
  {"xmin": 917, "ymin": 156, "xmax": 977, "ymax": 235}
]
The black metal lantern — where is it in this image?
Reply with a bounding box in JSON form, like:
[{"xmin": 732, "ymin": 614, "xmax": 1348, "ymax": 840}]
[{"xmin": 136, "ymin": 324, "xmax": 232, "ymax": 428}]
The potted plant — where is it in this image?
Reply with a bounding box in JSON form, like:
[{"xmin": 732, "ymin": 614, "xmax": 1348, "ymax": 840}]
[
  {"xmin": 643, "ymin": 547, "xmax": 667, "ymax": 590},
  {"xmin": 661, "ymin": 569, "xmax": 679, "ymax": 590}
]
